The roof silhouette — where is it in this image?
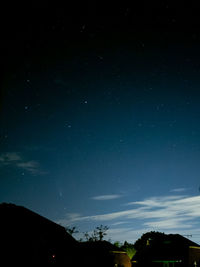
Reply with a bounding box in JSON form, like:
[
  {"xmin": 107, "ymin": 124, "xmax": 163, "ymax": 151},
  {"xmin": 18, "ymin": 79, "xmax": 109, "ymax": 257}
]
[{"xmin": 0, "ymin": 203, "xmax": 78, "ymax": 266}]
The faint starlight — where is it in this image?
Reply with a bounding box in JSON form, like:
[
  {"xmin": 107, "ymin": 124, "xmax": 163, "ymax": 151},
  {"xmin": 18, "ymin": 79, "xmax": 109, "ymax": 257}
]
[
  {"xmin": 64, "ymin": 124, "xmax": 72, "ymax": 129},
  {"xmin": 80, "ymin": 24, "xmax": 86, "ymax": 32},
  {"xmin": 98, "ymin": 55, "xmax": 103, "ymax": 60}
]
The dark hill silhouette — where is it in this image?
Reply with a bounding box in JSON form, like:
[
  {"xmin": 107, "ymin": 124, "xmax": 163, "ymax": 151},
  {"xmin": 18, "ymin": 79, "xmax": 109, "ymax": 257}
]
[{"xmin": 0, "ymin": 203, "xmax": 79, "ymax": 266}]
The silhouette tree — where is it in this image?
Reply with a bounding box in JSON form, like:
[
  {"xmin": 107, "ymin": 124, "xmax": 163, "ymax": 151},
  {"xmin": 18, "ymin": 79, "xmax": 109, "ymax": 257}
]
[
  {"xmin": 65, "ymin": 226, "xmax": 79, "ymax": 236},
  {"xmin": 96, "ymin": 225, "xmax": 109, "ymax": 241},
  {"xmin": 84, "ymin": 225, "xmax": 109, "ymax": 242},
  {"xmin": 134, "ymin": 231, "xmax": 165, "ymax": 251}
]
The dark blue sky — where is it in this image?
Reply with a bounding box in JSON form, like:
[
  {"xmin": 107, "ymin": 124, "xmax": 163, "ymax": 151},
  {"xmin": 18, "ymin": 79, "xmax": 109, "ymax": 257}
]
[{"xmin": 1, "ymin": 4, "xmax": 200, "ymax": 243}]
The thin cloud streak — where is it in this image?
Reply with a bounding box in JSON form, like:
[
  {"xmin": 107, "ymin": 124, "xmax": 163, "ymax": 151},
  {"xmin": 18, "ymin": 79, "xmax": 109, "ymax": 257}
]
[
  {"xmin": 16, "ymin": 161, "xmax": 42, "ymax": 175},
  {"xmin": 170, "ymin": 188, "xmax": 189, "ymax": 193},
  {"xmin": 91, "ymin": 194, "xmax": 122, "ymax": 201},
  {"xmin": 0, "ymin": 152, "xmax": 21, "ymax": 163},
  {"xmin": 143, "ymin": 218, "xmax": 194, "ymax": 229}
]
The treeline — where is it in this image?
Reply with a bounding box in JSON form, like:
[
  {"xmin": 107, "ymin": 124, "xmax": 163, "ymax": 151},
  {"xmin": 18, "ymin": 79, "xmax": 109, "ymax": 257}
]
[{"xmin": 65, "ymin": 224, "xmax": 136, "ymax": 259}]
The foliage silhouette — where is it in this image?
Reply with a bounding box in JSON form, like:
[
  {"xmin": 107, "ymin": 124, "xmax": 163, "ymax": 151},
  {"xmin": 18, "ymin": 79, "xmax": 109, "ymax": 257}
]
[
  {"xmin": 84, "ymin": 224, "xmax": 109, "ymax": 242},
  {"xmin": 65, "ymin": 226, "xmax": 79, "ymax": 236}
]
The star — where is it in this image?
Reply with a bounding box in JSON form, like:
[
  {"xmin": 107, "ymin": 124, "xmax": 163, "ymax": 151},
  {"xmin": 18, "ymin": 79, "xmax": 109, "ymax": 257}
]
[{"xmin": 64, "ymin": 123, "xmax": 72, "ymax": 128}]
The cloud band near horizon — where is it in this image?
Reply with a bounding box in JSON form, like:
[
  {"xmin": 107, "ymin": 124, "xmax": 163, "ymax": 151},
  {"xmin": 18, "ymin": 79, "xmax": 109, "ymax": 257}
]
[{"xmin": 58, "ymin": 194, "xmax": 200, "ymax": 232}]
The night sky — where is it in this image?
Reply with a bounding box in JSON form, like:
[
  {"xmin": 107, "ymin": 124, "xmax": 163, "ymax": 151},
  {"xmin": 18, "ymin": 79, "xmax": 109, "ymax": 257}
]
[{"xmin": 2, "ymin": 4, "xmax": 200, "ymax": 243}]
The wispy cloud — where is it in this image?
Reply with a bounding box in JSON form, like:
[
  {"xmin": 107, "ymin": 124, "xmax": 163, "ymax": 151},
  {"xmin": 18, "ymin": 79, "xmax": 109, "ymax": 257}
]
[
  {"xmin": 144, "ymin": 219, "xmax": 194, "ymax": 229},
  {"xmin": 91, "ymin": 194, "xmax": 122, "ymax": 201},
  {"xmin": 0, "ymin": 152, "xmax": 21, "ymax": 163},
  {"xmin": 59, "ymin": 195, "xmax": 200, "ymax": 233},
  {"xmin": 170, "ymin": 187, "xmax": 188, "ymax": 193},
  {"xmin": 16, "ymin": 161, "xmax": 41, "ymax": 175},
  {"xmin": 66, "ymin": 213, "xmax": 82, "ymax": 221},
  {"xmin": 0, "ymin": 152, "xmax": 45, "ymax": 175},
  {"xmin": 111, "ymin": 221, "xmax": 128, "ymax": 226}
]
